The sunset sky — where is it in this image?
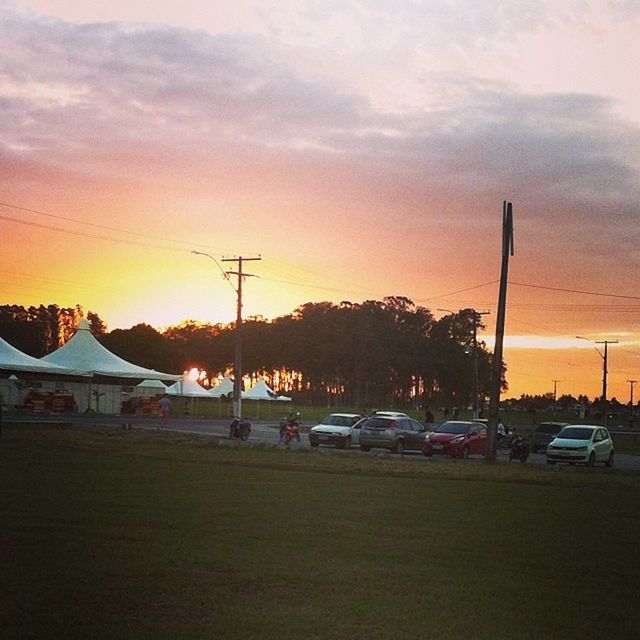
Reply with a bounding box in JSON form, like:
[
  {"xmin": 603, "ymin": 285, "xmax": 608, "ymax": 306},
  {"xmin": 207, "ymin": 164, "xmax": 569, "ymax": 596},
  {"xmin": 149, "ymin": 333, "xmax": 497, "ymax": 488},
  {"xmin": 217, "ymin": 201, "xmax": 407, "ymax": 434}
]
[{"xmin": 2, "ymin": 0, "xmax": 639, "ymax": 401}]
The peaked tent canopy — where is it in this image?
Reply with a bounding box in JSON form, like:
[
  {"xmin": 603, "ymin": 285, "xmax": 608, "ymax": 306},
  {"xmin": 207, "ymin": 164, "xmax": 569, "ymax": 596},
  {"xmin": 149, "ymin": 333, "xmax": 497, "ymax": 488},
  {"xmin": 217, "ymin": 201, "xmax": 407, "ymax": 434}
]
[
  {"xmin": 0, "ymin": 336, "xmax": 76, "ymax": 375},
  {"xmin": 166, "ymin": 378, "xmax": 211, "ymax": 397},
  {"xmin": 209, "ymin": 376, "xmax": 234, "ymax": 398},
  {"xmin": 137, "ymin": 379, "xmax": 167, "ymax": 389},
  {"xmin": 40, "ymin": 319, "xmax": 180, "ymax": 380},
  {"xmin": 242, "ymin": 378, "xmax": 291, "ymax": 401}
]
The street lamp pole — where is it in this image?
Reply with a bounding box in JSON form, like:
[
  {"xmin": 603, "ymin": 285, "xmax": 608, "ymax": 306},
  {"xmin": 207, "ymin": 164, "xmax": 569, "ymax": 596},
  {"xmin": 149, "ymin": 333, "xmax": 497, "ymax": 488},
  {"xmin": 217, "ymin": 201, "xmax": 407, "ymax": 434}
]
[
  {"xmin": 472, "ymin": 311, "xmax": 490, "ymax": 419},
  {"xmin": 222, "ymin": 256, "xmax": 261, "ymax": 419},
  {"xmin": 192, "ymin": 251, "xmax": 260, "ymax": 419}
]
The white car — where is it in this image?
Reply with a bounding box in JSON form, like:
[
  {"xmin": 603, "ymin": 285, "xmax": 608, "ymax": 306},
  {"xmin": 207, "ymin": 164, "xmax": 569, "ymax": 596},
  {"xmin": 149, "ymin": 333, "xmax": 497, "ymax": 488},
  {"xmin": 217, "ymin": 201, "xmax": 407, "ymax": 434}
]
[
  {"xmin": 308, "ymin": 413, "xmax": 363, "ymax": 449},
  {"xmin": 546, "ymin": 425, "xmax": 614, "ymax": 467}
]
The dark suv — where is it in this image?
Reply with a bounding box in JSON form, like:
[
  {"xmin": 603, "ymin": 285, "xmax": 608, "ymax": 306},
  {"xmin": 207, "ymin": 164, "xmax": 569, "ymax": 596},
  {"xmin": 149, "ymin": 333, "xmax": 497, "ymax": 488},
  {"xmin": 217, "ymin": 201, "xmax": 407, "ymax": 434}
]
[
  {"xmin": 530, "ymin": 422, "xmax": 568, "ymax": 453},
  {"xmin": 359, "ymin": 414, "xmax": 427, "ymax": 454}
]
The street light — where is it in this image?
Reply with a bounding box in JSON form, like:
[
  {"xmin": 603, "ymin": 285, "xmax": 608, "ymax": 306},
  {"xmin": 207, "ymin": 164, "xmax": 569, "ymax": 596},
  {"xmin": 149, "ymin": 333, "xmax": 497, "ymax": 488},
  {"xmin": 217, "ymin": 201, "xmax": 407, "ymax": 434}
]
[
  {"xmin": 437, "ymin": 308, "xmax": 487, "ymax": 420},
  {"xmin": 192, "ymin": 250, "xmax": 242, "ymax": 415},
  {"xmin": 576, "ymin": 336, "xmax": 618, "ymax": 428}
]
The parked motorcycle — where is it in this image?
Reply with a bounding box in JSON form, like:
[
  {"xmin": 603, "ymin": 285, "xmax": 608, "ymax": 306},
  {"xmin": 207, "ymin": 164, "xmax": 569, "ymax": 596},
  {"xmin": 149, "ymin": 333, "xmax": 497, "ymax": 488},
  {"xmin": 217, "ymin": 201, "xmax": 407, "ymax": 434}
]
[
  {"xmin": 508, "ymin": 434, "xmax": 530, "ymax": 463},
  {"xmin": 228, "ymin": 417, "xmax": 251, "ymax": 441}
]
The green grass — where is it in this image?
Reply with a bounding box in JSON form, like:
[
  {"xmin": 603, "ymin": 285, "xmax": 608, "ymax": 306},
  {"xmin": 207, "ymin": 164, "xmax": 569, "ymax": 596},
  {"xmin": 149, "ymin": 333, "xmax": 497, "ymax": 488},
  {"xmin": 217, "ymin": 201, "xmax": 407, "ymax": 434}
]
[{"xmin": 1, "ymin": 426, "xmax": 639, "ymax": 639}]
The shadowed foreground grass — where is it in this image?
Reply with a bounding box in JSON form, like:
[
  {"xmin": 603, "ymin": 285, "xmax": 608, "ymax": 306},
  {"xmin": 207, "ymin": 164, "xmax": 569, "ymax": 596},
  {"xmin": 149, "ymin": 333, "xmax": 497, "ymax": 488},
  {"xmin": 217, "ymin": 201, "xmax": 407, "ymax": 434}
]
[{"xmin": 1, "ymin": 426, "xmax": 639, "ymax": 639}]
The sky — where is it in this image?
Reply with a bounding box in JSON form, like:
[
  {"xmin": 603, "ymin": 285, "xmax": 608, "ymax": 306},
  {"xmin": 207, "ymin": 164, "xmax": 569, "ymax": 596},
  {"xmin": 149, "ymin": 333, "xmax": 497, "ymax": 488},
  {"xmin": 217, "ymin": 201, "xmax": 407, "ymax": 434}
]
[{"xmin": 1, "ymin": 0, "xmax": 640, "ymax": 402}]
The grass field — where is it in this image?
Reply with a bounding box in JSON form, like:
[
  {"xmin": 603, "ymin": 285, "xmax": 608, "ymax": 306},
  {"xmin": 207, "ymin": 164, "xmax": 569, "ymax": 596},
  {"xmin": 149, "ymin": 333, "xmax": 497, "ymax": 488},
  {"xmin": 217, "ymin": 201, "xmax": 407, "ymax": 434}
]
[{"xmin": 2, "ymin": 426, "xmax": 639, "ymax": 639}]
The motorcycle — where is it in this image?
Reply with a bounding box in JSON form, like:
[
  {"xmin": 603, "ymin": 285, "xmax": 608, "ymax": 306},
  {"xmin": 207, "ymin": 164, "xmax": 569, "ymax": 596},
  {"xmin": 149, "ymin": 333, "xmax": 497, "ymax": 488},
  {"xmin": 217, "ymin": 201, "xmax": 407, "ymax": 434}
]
[
  {"xmin": 508, "ymin": 434, "xmax": 530, "ymax": 463},
  {"xmin": 228, "ymin": 417, "xmax": 251, "ymax": 441},
  {"xmin": 279, "ymin": 413, "xmax": 300, "ymax": 443},
  {"xmin": 280, "ymin": 417, "xmax": 301, "ymax": 446}
]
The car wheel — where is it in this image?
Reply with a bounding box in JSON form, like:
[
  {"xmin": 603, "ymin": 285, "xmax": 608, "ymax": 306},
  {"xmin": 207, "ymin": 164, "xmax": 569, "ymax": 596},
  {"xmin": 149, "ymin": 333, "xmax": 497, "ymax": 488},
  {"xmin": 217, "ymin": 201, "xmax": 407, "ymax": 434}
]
[
  {"xmin": 605, "ymin": 451, "xmax": 614, "ymax": 468},
  {"xmin": 423, "ymin": 450, "xmax": 432, "ymax": 457},
  {"xmin": 462, "ymin": 446, "xmax": 470, "ymax": 459},
  {"xmin": 360, "ymin": 445, "xmax": 370, "ymax": 452},
  {"xmin": 395, "ymin": 440, "xmax": 405, "ymax": 455},
  {"xmin": 310, "ymin": 441, "xmax": 319, "ymax": 447},
  {"xmin": 546, "ymin": 459, "xmax": 555, "ymax": 465},
  {"xmin": 587, "ymin": 452, "xmax": 596, "ymax": 467},
  {"xmin": 342, "ymin": 436, "xmax": 352, "ymax": 450}
]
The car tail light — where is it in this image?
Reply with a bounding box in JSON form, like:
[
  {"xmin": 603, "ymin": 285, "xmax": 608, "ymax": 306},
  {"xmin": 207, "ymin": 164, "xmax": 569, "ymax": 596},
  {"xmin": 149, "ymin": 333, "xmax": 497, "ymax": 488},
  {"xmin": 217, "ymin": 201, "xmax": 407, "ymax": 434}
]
[{"xmin": 389, "ymin": 420, "xmax": 397, "ymax": 430}]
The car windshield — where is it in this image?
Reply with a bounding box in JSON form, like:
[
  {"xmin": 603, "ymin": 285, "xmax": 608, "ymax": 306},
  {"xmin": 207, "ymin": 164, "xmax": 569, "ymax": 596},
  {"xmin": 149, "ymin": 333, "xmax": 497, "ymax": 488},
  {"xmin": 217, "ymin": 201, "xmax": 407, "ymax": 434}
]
[
  {"xmin": 436, "ymin": 422, "xmax": 468, "ymax": 434},
  {"xmin": 322, "ymin": 415, "xmax": 355, "ymax": 427},
  {"xmin": 556, "ymin": 427, "xmax": 594, "ymax": 440},
  {"xmin": 536, "ymin": 424, "xmax": 563, "ymax": 434}
]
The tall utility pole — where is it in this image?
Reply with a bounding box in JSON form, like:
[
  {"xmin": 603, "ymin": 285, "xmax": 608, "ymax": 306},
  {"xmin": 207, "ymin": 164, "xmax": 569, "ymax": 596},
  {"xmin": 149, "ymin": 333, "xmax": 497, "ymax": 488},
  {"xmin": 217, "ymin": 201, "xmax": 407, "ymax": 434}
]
[
  {"xmin": 487, "ymin": 201, "xmax": 514, "ymax": 461},
  {"xmin": 576, "ymin": 336, "xmax": 617, "ymax": 427},
  {"xmin": 222, "ymin": 255, "xmax": 261, "ymax": 419},
  {"xmin": 628, "ymin": 379, "xmax": 638, "ymax": 427},
  {"xmin": 472, "ymin": 310, "xmax": 491, "ymax": 419},
  {"xmin": 596, "ymin": 339, "xmax": 617, "ymax": 428}
]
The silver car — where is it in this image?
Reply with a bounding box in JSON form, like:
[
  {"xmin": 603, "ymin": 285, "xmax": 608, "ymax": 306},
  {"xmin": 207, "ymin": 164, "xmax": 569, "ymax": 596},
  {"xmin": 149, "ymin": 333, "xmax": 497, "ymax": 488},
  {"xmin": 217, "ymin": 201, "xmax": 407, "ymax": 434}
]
[{"xmin": 359, "ymin": 414, "xmax": 427, "ymax": 454}]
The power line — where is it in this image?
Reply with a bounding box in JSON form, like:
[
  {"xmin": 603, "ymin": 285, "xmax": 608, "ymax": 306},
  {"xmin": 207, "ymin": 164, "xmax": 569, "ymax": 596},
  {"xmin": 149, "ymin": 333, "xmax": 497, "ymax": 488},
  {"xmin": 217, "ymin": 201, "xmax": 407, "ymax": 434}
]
[
  {"xmin": 509, "ymin": 280, "xmax": 640, "ymax": 301},
  {"xmin": 0, "ymin": 200, "xmax": 231, "ymax": 253},
  {"xmin": 422, "ymin": 280, "xmax": 499, "ymax": 301}
]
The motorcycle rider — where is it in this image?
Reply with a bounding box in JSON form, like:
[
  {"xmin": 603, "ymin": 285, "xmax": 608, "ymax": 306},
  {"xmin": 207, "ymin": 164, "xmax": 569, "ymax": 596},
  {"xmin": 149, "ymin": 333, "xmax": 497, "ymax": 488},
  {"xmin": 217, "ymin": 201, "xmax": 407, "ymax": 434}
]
[
  {"xmin": 229, "ymin": 416, "xmax": 241, "ymax": 439},
  {"xmin": 280, "ymin": 411, "xmax": 300, "ymax": 441}
]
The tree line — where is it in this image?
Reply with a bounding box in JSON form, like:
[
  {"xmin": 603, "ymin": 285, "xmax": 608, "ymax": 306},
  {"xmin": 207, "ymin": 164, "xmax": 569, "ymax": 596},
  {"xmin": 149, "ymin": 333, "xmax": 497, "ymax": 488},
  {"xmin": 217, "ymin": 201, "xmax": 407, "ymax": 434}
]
[{"xmin": 0, "ymin": 299, "xmax": 499, "ymax": 409}]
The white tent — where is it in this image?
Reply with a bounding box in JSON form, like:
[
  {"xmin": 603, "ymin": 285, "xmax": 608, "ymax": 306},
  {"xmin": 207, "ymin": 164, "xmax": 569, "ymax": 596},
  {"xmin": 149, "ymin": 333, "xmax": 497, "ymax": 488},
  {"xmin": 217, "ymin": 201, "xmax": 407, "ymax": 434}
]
[
  {"xmin": 209, "ymin": 376, "xmax": 234, "ymax": 398},
  {"xmin": 242, "ymin": 378, "xmax": 290, "ymax": 401},
  {"xmin": 40, "ymin": 319, "xmax": 179, "ymax": 380},
  {"xmin": 166, "ymin": 378, "xmax": 211, "ymax": 397},
  {"xmin": 242, "ymin": 378, "xmax": 277, "ymax": 400},
  {"xmin": 137, "ymin": 379, "xmax": 167, "ymax": 390},
  {"xmin": 0, "ymin": 336, "xmax": 75, "ymax": 374}
]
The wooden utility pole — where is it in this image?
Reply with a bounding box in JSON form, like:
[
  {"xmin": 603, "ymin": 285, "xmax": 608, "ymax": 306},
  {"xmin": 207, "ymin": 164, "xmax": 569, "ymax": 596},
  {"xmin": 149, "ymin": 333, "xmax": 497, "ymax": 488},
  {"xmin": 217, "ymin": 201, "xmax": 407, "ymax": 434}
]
[
  {"xmin": 486, "ymin": 201, "xmax": 514, "ymax": 461},
  {"xmin": 596, "ymin": 339, "xmax": 617, "ymax": 428},
  {"xmin": 222, "ymin": 256, "xmax": 261, "ymax": 419}
]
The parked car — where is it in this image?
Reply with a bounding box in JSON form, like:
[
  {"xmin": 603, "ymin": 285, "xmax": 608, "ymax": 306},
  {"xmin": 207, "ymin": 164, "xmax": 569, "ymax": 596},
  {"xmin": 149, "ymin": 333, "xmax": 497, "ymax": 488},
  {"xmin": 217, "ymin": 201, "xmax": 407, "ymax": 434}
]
[
  {"xmin": 308, "ymin": 413, "xmax": 363, "ymax": 449},
  {"xmin": 422, "ymin": 420, "xmax": 487, "ymax": 458},
  {"xmin": 546, "ymin": 425, "xmax": 614, "ymax": 467},
  {"xmin": 530, "ymin": 422, "xmax": 569, "ymax": 453},
  {"xmin": 359, "ymin": 414, "xmax": 426, "ymax": 454}
]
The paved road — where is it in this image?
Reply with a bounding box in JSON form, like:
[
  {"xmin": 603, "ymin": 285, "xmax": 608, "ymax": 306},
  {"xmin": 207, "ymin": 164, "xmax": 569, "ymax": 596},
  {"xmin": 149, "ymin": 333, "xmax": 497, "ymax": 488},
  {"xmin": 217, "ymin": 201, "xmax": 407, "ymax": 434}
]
[{"xmin": 4, "ymin": 413, "xmax": 640, "ymax": 473}]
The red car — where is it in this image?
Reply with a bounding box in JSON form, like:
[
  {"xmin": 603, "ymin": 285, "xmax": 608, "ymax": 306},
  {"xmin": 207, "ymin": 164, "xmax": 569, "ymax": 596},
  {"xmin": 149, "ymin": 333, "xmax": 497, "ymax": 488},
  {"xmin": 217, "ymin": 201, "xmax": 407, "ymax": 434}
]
[{"xmin": 422, "ymin": 420, "xmax": 487, "ymax": 458}]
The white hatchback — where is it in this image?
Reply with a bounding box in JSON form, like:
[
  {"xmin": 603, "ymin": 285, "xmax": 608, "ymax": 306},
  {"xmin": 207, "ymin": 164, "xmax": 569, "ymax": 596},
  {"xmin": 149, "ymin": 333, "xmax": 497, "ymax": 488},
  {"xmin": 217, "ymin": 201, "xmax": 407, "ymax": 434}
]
[
  {"xmin": 308, "ymin": 413, "xmax": 363, "ymax": 449},
  {"xmin": 546, "ymin": 425, "xmax": 614, "ymax": 467}
]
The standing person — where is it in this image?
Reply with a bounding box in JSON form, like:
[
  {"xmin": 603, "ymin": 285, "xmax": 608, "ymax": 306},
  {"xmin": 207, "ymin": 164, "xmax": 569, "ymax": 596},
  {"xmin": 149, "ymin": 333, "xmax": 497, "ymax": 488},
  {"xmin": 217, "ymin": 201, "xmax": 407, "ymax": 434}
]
[
  {"xmin": 158, "ymin": 394, "xmax": 171, "ymax": 430},
  {"xmin": 424, "ymin": 406, "xmax": 434, "ymax": 424}
]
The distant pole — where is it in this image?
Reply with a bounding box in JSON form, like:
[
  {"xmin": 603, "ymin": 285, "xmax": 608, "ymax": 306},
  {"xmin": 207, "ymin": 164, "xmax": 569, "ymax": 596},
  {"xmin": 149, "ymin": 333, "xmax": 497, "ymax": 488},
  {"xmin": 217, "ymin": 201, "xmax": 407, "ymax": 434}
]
[
  {"xmin": 596, "ymin": 339, "xmax": 617, "ymax": 428},
  {"xmin": 628, "ymin": 380, "xmax": 637, "ymax": 427},
  {"xmin": 552, "ymin": 379, "xmax": 559, "ymax": 415},
  {"xmin": 222, "ymin": 256, "xmax": 261, "ymax": 419},
  {"xmin": 487, "ymin": 201, "xmax": 514, "ymax": 461},
  {"xmin": 472, "ymin": 310, "xmax": 491, "ymax": 419}
]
